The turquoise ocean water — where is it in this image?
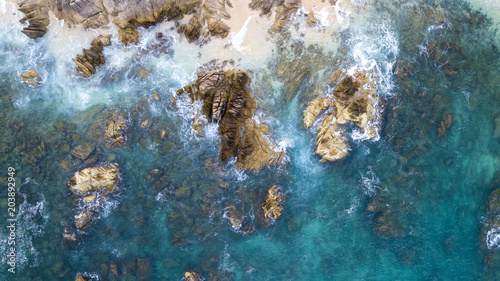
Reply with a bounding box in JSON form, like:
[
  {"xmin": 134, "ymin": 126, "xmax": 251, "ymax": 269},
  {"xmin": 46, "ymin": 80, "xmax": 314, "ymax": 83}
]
[{"xmin": 1, "ymin": 0, "xmax": 500, "ymax": 280}]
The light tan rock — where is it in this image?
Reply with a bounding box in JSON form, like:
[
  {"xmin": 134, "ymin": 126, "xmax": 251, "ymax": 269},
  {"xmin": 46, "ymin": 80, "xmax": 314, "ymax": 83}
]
[
  {"xmin": 184, "ymin": 271, "xmax": 203, "ymax": 281},
  {"xmin": 315, "ymin": 114, "xmax": 350, "ymax": 162},
  {"xmin": 68, "ymin": 163, "xmax": 121, "ymax": 194},
  {"xmin": 303, "ymin": 98, "xmax": 330, "ymax": 129},
  {"xmin": 262, "ymin": 185, "xmax": 284, "ymax": 225},
  {"xmin": 21, "ymin": 69, "xmax": 40, "ymax": 86}
]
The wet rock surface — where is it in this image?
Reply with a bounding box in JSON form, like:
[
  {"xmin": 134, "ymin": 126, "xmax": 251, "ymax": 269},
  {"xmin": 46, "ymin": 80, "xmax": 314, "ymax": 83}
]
[
  {"xmin": 21, "ymin": 69, "xmax": 41, "ymax": 86},
  {"xmin": 177, "ymin": 63, "xmax": 285, "ymax": 172},
  {"xmin": 18, "ymin": 0, "xmax": 50, "ymax": 39},
  {"xmin": 73, "ymin": 35, "xmax": 111, "ymax": 78},
  {"xmin": 304, "ymin": 72, "xmax": 379, "ymax": 162},
  {"xmin": 261, "ymin": 185, "xmax": 284, "ymax": 225}
]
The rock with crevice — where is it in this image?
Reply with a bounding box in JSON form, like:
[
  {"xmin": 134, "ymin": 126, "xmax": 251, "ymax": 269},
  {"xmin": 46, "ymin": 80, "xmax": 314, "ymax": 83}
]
[
  {"xmin": 71, "ymin": 143, "xmax": 96, "ymax": 160},
  {"xmin": 18, "ymin": 0, "xmax": 50, "ymax": 39},
  {"xmin": 177, "ymin": 65, "xmax": 285, "ymax": 172},
  {"xmin": 304, "ymin": 71, "xmax": 380, "ymax": 162},
  {"xmin": 73, "ymin": 35, "xmax": 111, "ymax": 78},
  {"xmin": 261, "ymin": 185, "xmax": 284, "ymax": 225},
  {"xmin": 68, "ymin": 163, "xmax": 121, "ymax": 195}
]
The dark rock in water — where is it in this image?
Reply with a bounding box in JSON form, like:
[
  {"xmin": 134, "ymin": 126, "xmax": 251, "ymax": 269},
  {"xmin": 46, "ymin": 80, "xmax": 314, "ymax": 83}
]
[
  {"xmin": 71, "ymin": 143, "xmax": 95, "ymax": 160},
  {"xmin": 184, "ymin": 271, "xmax": 203, "ymax": 281},
  {"xmin": 224, "ymin": 205, "xmax": 243, "ymax": 229},
  {"xmin": 18, "ymin": 0, "xmax": 50, "ymax": 39},
  {"xmin": 174, "ymin": 186, "xmax": 191, "ymax": 198},
  {"xmin": 63, "ymin": 227, "xmax": 78, "ymax": 243},
  {"xmin": 177, "ymin": 64, "xmax": 285, "ymax": 172},
  {"xmin": 489, "ymin": 188, "xmax": 500, "ymax": 212},
  {"xmin": 437, "ymin": 113, "xmax": 453, "ymax": 137},
  {"xmin": 136, "ymin": 258, "xmax": 151, "ymax": 280},
  {"xmin": 73, "ymin": 35, "xmax": 111, "ymax": 78}
]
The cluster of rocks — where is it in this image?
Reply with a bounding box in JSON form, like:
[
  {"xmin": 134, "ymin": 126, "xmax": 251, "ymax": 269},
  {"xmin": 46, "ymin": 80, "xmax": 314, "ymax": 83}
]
[
  {"xmin": 18, "ymin": 0, "xmax": 50, "ymax": 39},
  {"xmin": 73, "ymin": 35, "xmax": 112, "ymax": 78},
  {"xmin": 176, "ymin": 65, "xmax": 285, "ymax": 172},
  {"xmin": 303, "ymin": 71, "xmax": 379, "ymax": 162},
  {"xmin": 66, "ymin": 163, "xmax": 121, "ymax": 236},
  {"xmin": 21, "ymin": 69, "xmax": 41, "ymax": 86},
  {"xmin": 74, "ymin": 257, "xmax": 151, "ymax": 281}
]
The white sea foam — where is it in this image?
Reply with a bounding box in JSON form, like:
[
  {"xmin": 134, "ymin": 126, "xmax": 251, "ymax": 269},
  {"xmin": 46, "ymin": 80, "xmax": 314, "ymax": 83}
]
[
  {"xmin": 360, "ymin": 168, "xmax": 380, "ymax": 195},
  {"xmin": 486, "ymin": 225, "xmax": 500, "ymax": 249}
]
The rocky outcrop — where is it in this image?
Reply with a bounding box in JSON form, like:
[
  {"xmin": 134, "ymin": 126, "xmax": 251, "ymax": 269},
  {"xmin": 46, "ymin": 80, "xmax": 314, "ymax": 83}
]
[
  {"xmin": 21, "ymin": 69, "xmax": 40, "ymax": 86},
  {"xmin": 68, "ymin": 163, "xmax": 121, "ymax": 195},
  {"xmin": 105, "ymin": 112, "xmax": 129, "ymax": 147},
  {"xmin": 176, "ymin": 65, "xmax": 285, "ymax": 172},
  {"xmin": 304, "ymin": 72, "xmax": 379, "ymax": 162},
  {"xmin": 177, "ymin": 0, "xmax": 231, "ymax": 43},
  {"xmin": 235, "ymin": 120, "xmax": 286, "ymax": 172},
  {"xmin": 73, "ymin": 35, "xmax": 111, "ymax": 78},
  {"xmin": 261, "ymin": 185, "xmax": 284, "ymax": 225},
  {"xmin": 249, "ymin": 0, "xmax": 301, "ymax": 32},
  {"xmin": 315, "ymin": 114, "xmax": 349, "ymax": 162},
  {"xmin": 68, "ymin": 163, "xmax": 121, "ymax": 232},
  {"xmin": 18, "ymin": 0, "xmax": 50, "ymax": 39}
]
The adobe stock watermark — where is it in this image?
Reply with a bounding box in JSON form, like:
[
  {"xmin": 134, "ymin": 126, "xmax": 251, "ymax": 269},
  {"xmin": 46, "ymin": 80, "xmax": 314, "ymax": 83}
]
[{"xmin": 6, "ymin": 167, "xmax": 16, "ymax": 274}]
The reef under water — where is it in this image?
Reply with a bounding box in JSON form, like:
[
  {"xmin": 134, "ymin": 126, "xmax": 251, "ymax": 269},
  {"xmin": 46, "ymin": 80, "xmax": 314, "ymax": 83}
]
[{"xmin": 0, "ymin": 0, "xmax": 500, "ymax": 280}]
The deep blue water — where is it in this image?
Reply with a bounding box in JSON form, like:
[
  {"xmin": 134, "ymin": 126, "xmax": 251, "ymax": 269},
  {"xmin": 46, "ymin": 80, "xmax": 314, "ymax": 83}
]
[{"xmin": 1, "ymin": 0, "xmax": 500, "ymax": 280}]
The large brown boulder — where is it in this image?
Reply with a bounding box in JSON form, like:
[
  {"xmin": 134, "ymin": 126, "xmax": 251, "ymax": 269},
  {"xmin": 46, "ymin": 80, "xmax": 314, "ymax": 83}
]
[
  {"xmin": 177, "ymin": 66, "xmax": 285, "ymax": 172},
  {"xmin": 73, "ymin": 35, "xmax": 111, "ymax": 78},
  {"xmin": 68, "ymin": 163, "xmax": 121, "ymax": 195}
]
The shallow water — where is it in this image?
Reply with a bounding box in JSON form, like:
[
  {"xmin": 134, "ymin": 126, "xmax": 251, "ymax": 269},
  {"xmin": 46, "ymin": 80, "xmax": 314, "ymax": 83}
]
[{"xmin": 0, "ymin": 0, "xmax": 500, "ymax": 280}]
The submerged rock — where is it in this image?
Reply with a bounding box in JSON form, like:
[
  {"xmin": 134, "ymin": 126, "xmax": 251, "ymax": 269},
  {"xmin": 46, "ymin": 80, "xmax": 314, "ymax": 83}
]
[
  {"xmin": 177, "ymin": 65, "xmax": 285, "ymax": 172},
  {"xmin": 68, "ymin": 163, "xmax": 121, "ymax": 195},
  {"xmin": 261, "ymin": 185, "xmax": 284, "ymax": 225},
  {"xmin": 71, "ymin": 143, "xmax": 96, "ymax": 160},
  {"xmin": 73, "ymin": 35, "xmax": 111, "ymax": 78},
  {"xmin": 105, "ymin": 112, "xmax": 129, "ymax": 147},
  {"xmin": 21, "ymin": 69, "xmax": 41, "ymax": 86},
  {"xmin": 304, "ymin": 72, "xmax": 380, "ymax": 162}
]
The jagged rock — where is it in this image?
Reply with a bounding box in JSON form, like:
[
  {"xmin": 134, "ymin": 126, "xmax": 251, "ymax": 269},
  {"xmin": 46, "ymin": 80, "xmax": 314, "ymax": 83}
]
[
  {"xmin": 68, "ymin": 163, "xmax": 121, "ymax": 195},
  {"xmin": 184, "ymin": 271, "xmax": 203, "ymax": 281},
  {"xmin": 105, "ymin": 112, "xmax": 129, "ymax": 147},
  {"xmin": 304, "ymin": 72, "xmax": 380, "ymax": 162},
  {"xmin": 270, "ymin": 0, "xmax": 301, "ymax": 32},
  {"xmin": 303, "ymin": 98, "xmax": 330, "ymax": 129},
  {"xmin": 21, "ymin": 69, "xmax": 40, "ymax": 86},
  {"xmin": 118, "ymin": 27, "xmax": 139, "ymax": 45},
  {"xmin": 73, "ymin": 35, "xmax": 111, "ymax": 78},
  {"xmin": 74, "ymin": 210, "xmax": 96, "ymax": 231},
  {"xmin": 177, "ymin": 0, "xmax": 230, "ymax": 43},
  {"xmin": 63, "ymin": 227, "xmax": 78, "ymax": 242},
  {"xmin": 235, "ymin": 119, "xmax": 286, "ymax": 172},
  {"xmin": 307, "ymin": 11, "xmax": 316, "ymax": 27},
  {"xmin": 261, "ymin": 185, "xmax": 284, "ymax": 225},
  {"xmin": 18, "ymin": 0, "xmax": 50, "ymax": 39},
  {"xmin": 71, "ymin": 143, "xmax": 95, "ymax": 160},
  {"xmin": 315, "ymin": 114, "xmax": 350, "ymax": 162},
  {"xmin": 224, "ymin": 205, "xmax": 243, "ymax": 229},
  {"xmin": 177, "ymin": 65, "xmax": 285, "ymax": 172}
]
